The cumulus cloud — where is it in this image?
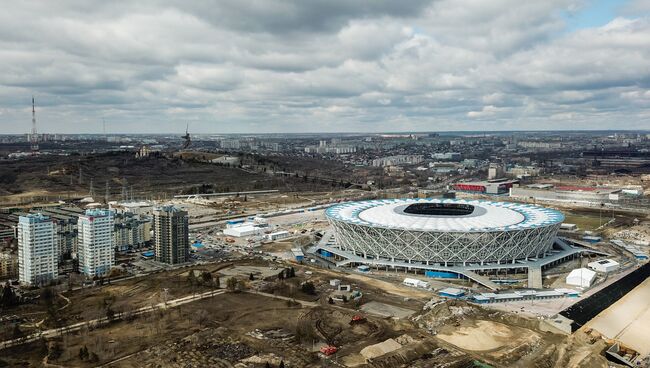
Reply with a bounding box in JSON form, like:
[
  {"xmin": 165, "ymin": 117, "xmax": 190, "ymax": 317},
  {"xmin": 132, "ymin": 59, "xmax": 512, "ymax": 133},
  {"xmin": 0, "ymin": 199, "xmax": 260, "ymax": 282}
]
[{"xmin": 0, "ymin": 0, "xmax": 648, "ymax": 133}]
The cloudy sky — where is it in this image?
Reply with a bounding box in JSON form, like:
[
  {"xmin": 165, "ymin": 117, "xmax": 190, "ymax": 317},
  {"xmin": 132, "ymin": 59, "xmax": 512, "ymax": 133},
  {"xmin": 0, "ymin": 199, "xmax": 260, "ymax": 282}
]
[{"xmin": 1, "ymin": 0, "xmax": 649, "ymax": 134}]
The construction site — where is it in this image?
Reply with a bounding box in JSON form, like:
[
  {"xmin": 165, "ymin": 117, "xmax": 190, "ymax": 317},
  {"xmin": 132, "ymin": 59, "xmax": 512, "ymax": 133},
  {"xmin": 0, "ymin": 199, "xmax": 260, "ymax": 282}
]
[
  {"xmin": 3, "ymin": 0, "xmax": 650, "ymax": 363},
  {"xmin": 1, "ymin": 139, "xmax": 650, "ymax": 367},
  {"xmin": 2, "ymin": 239, "xmax": 649, "ymax": 368}
]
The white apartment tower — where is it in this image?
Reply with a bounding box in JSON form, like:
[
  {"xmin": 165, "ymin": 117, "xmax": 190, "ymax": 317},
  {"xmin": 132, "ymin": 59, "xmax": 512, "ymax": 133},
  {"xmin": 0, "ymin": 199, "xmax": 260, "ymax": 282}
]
[
  {"xmin": 18, "ymin": 213, "xmax": 58, "ymax": 286},
  {"xmin": 78, "ymin": 209, "xmax": 115, "ymax": 277}
]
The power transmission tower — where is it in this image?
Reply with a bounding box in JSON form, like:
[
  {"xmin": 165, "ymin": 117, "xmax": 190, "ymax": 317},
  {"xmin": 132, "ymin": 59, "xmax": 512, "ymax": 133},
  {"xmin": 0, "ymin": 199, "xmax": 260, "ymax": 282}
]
[
  {"xmin": 121, "ymin": 178, "xmax": 128, "ymax": 201},
  {"xmin": 105, "ymin": 181, "xmax": 110, "ymax": 203},
  {"xmin": 89, "ymin": 178, "xmax": 94, "ymax": 197}
]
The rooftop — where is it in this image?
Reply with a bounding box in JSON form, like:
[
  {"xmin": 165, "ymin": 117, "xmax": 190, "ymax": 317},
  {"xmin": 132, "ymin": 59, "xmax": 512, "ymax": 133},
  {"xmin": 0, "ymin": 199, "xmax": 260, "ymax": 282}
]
[{"xmin": 326, "ymin": 198, "xmax": 564, "ymax": 232}]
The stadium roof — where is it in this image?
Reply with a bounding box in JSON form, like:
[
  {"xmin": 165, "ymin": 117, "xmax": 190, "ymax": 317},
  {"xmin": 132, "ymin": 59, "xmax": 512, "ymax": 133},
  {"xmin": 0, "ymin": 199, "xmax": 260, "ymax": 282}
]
[{"xmin": 326, "ymin": 199, "xmax": 564, "ymax": 232}]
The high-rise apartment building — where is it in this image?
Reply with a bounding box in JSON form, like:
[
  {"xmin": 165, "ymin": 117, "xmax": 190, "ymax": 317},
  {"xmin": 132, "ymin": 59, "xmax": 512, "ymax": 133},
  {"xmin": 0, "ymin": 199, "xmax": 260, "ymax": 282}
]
[
  {"xmin": 153, "ymin": 206, "xmax": 189, "ymax": 264},
  {"xmin": 78, "ymin": 209, "xmax": 114, "ymax": 277},
  {"xmin": 18, "ymin": 213, "xmax": 58, "ymax": 286}
]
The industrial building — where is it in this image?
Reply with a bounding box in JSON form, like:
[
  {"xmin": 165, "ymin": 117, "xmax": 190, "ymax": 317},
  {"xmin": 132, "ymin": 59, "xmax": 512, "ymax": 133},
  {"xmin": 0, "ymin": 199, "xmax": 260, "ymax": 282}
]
[
  {"xmin": 452, "ymin": 179, "xmax": 519, "ymax": 194},
  {"xmin": 153, "ymin": 206, "xmax": 189, "ymax": 265},
  {"xmin": 509, "ymin": 185, "xmax": 621, "ymax": 205},
  {"xmin": 78, "ymin": 209, "xmax": 115, "ymax": 277},
  {"xmin": 17, "ymin": 213, "xmax": 58, "ymax": 286}
]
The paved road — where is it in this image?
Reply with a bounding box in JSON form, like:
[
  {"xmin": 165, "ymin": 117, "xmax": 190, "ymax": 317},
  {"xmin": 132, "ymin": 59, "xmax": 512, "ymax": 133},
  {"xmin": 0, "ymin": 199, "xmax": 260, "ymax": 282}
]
[{"xmin": 247, "ymin": 290, "xmax": 320, "ymax": 308}]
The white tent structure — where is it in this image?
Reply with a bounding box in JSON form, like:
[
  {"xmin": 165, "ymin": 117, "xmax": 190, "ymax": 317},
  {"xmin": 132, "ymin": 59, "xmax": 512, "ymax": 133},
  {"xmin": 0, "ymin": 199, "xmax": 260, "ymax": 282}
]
[
  {"xmin": 223, "ymin": 225, "xmax": 263, "ymax": 237},
  {"xmin": 566, "ymin": 268, "xmax": 596, "ymax": 287}
]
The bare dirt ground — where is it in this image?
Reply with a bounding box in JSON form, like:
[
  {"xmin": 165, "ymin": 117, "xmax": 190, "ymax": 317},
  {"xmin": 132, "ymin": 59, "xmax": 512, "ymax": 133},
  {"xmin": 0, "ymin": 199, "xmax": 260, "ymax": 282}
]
[
  {"xmin": 0, "ymin": 267, "xmax": 218, "ymax": 341},
  {"xmin": 360, "ymin": 301, "xmax": 416, "ymax": 319},
  {"xmin": 437, "ymin": 320, "xmax": 539, "ymax": 351},
  {"xmin": 333, "ymin": 271, "xmax": 432, "ymax": 300},
  {"xmin": 416, "ymin": 299, "xmax": 613, "ymax": 368},
  {"xmin": 1, "ymin": 257, "xmax": 626, "ymax": 368}
]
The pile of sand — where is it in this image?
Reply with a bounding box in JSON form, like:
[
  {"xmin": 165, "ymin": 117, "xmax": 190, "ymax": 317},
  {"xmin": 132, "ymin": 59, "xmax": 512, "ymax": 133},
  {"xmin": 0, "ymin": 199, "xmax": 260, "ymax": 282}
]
[
  {"xmin": 360, "ymin": 338, "xmax": 402, "ymax": 360},
  {"xmin": 437, "ymin": 320, "xmax": 515, "ymax": 351}
]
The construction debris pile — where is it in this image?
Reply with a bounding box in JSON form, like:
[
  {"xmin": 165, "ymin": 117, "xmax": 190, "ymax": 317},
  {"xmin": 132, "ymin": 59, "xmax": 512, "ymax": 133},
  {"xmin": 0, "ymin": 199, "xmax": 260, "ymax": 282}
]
[
  {"xmin": 247, "ymin": 328, "xmax": 294, "ymax": 342},
  {"xmin": 414, "ymin": 299, "xmax": 479, "ymax": 333}
]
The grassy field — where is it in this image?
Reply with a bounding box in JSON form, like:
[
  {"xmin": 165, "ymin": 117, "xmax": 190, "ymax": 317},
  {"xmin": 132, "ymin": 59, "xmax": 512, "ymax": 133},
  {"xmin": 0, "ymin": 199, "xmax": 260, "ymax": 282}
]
[{"xmin": 562, "ymin": 213, "xmax": 606, "ymax": 231}]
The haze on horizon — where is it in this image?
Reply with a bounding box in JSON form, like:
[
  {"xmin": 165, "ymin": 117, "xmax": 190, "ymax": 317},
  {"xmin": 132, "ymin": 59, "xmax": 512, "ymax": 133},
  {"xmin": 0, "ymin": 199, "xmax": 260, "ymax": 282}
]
[{"xmin": 0, "ymin": 0, "xmax": 649, "ymax": 134}]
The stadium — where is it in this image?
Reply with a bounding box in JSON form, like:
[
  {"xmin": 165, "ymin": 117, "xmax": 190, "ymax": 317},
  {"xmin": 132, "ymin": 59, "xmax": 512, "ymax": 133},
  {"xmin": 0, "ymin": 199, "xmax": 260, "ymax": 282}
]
[{"xmin": 324, "ymin": 198, "xmax": 565, "ymax": 267}]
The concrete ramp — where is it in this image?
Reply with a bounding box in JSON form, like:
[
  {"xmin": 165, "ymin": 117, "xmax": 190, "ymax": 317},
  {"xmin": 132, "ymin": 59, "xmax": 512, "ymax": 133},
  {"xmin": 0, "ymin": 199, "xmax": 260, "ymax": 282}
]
[
  {"xmin": 460, "ymin": 270, "xmax": 500, "ymax": 291},
  {"xmin": 306, "ymin": 229, "xmax": 335, "ymax": 254},
  {"xmin": 555, "ymin": 237, "xmax": 574, "ymax": 250}
]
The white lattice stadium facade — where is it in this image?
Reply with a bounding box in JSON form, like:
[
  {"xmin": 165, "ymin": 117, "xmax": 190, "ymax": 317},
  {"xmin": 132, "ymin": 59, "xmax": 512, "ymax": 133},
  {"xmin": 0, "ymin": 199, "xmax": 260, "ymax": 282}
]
[{"xmin": 325, "ymin": 199, "xmax": 564, "ymax": 266}]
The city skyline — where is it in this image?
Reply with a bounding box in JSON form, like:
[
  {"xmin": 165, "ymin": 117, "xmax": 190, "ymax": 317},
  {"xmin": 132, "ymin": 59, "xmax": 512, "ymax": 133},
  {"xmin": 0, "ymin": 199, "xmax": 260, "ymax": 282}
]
[{"xmin": 0, "ymin": 1, "xmax": 649, "ymax": 134}]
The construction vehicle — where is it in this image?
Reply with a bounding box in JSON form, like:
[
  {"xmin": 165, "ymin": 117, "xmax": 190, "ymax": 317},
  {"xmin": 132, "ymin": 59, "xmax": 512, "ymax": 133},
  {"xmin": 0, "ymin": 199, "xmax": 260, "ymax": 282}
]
[
  {"xmin": 319, "ymin": 345, "xmax": 338, "ymax": 356},
  {"xmin": 350, "ymin": 314, "xmax": 366, "ymax": 325}
]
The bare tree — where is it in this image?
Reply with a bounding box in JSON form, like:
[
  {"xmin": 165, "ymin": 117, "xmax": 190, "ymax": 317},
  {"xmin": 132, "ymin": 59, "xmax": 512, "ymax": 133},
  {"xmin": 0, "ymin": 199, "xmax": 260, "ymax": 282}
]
[{"xmin": 193, "ymin": 309, "xmax": 210, "ymax": 328}]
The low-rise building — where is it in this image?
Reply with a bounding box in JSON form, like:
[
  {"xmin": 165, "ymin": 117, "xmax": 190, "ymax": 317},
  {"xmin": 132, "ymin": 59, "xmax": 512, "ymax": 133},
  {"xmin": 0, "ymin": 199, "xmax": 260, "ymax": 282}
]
[
  {"xmin": 588, "ymin": 259, "xmax": 619, "ymax": 273},
  {"xmin": 266, "ymin": 230, "xmax": 289, "ymax": 241},
  {"xmin": 453, "ymin": 179, "xmax": 519, "ymax": 195}
]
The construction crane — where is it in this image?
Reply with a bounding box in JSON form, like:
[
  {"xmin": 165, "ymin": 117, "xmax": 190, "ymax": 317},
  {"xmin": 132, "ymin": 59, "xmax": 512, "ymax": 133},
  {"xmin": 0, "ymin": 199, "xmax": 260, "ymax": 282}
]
[{"xmin": 181, "ymin": 123, "xmax": 191, "ymax": 150}]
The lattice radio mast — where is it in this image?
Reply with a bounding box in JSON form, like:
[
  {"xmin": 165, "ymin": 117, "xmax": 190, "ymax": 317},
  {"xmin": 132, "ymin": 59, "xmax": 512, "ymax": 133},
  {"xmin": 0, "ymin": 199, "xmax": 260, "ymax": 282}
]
[{"xmin": 31, "ymin": 96, "xmax": 39, "ymax": 153}]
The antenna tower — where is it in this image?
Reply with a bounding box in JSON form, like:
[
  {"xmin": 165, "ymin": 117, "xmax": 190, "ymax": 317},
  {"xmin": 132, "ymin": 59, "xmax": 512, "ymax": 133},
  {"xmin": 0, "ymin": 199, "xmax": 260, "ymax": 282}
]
[{"xmin": 31, "ymin": 96, "xmax": 39, "ymax": 153}]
